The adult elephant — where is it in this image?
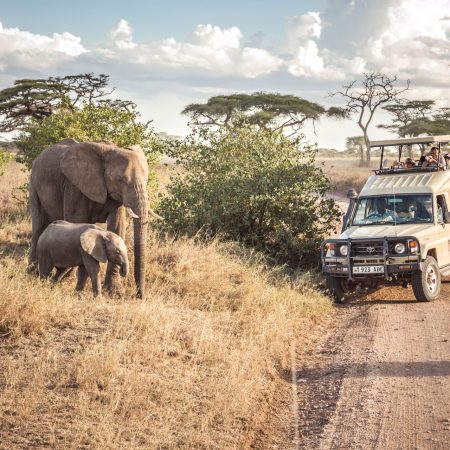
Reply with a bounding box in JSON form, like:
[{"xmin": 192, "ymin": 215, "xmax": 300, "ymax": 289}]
[{"xmin": 28, "ymin": 138, "xmax": 158, "ymax": 298}]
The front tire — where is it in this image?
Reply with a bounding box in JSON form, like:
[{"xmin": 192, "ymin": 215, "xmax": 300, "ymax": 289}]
[
  {"xmin": 412, "ymin": 256, "xmax": 441, "ymax": 302},
  {"xmin": 326, "ymin": 275, "xmax": 348, "ymax": 303}
]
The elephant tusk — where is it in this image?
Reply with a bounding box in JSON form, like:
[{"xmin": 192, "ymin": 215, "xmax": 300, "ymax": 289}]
[
  {"xmin": 126, "ymin": 207, "xmax": 139, "ymax": 219},
  {"xmin": 148, "ymin": 208, "xmax": 164, "ymax": 221}
]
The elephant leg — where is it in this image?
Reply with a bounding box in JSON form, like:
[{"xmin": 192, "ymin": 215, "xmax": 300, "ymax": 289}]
[
  {"xmin": 76, "ymin": 266, "xmax": 88, "ymax": 292},
  {"xmin": 38, "ymin": 260, "xmax": 53, "ymax": 281},
  {"xmin": 104, "ymin": 206, "xmax": 126, "ymax": 295},
  {"xmin": 28, "ymin": 185, "xmax": 49, "ymax": 275},
  {"xmin": 82, "ymin": 254, "xmax": 101, "ymax": 297},
  {"xmin": 52, "ymin": 267, "xmax": 73, "ymax": 283},
  {"xmin": 89, "ymin": 265, "xmax": 101, "ymax": 298}
]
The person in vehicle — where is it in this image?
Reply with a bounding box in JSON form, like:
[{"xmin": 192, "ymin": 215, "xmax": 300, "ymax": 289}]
[
  {"xmin": 368, "ymin": 198, "xmax": 398, "ymax": 221},
  {"xmin": 443, "ymin": 153, "xmax": 450, "ymax": 169},
  {"xmin": 398, "ymin": 198, "xmax": 417, "ymax": 219},
  {"xmin": 424, "ymin": 146, "xmax": 445, "ymax": 167},
  {"xmin": 391, "ymin": 157, "xmax": 416, "ymax": 169},
  {"xmin": 405, "ymin": 157, "xmax": 416, "ymax": 168}
]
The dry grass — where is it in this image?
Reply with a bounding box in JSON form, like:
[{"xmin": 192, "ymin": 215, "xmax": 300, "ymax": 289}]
[
  {"xmin": 318, "ymin": 157, "xmax": 374, "ymax": 196},
  {"xmin": 0, "ymin": 162, "xmax": 332, "ymax": 449}
]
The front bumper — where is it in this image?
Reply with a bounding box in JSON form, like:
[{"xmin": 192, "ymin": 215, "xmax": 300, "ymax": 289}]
[{"xmin": 321, "ymin": 237, "xmax": 421, "ymax": 281}]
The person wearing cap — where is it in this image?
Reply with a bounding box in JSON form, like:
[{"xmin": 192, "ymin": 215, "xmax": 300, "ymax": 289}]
[{"xmin": 443, "ymin": 153, "xmax": 450, "ymax": 169}]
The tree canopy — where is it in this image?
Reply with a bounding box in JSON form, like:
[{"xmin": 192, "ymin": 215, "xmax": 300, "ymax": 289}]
[
  {"xmin": 18, "ymin": 101, "xmax": 161, "ymax": 171},
  {"xmin": 379, "ymin": 100, "xmax": 450, "ymax": 138},
  {"xmin": 182, "ymin": 92, "xmax": 346, "ymax": 135},
  {"xmin": 0, "ymin": 73, "xmax": 113, "ymax": 132}
]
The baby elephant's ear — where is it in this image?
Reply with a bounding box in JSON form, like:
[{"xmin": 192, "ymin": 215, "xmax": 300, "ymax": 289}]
[{"xmin": 80, "ymin": 229, "xmax": 108, "ymax": 263}]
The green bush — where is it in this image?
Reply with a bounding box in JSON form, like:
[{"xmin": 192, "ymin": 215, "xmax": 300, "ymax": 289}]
[
  {"xmin": 0, "ymin": 148, "xmax": 12, "ymax": 175},
  {"xmin": 17, "ymin": 103, "xmax": 162, "ymax": 171},
  {"xmin": 158, "ymin": 123, "xmax": 341, "ymax": 266}
]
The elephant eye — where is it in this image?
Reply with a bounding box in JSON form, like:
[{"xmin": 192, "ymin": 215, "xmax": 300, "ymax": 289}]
[{"xmin": 116, "ymin": 249, "xmax": 120, "ymax": 254}]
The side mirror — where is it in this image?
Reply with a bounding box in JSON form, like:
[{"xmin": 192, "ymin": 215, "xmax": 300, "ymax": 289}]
[
  {"xmin": 341, "ymin": 188, "xmax": 358, "ymax": 232},
  {"xmin": 444, "ymin": 211, "xmax": 450, "ymax": 223}
]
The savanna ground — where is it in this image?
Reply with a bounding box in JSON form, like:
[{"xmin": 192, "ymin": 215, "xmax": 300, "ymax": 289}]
[{"xmin": 0, "ymin": 159, "xmax": 334, "ymax": 449}]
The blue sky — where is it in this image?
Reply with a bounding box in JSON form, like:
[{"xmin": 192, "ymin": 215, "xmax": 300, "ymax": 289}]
[{"xmin": 0, "ymin": 0, "xmax": 449, "ymax": 148}]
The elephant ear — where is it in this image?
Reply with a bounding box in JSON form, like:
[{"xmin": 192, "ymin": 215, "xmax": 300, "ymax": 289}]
[
  {"xmin": 60, "ymin": 143, "xmax": 108, "ymax": 204},
  {"xmin": 80, "ymin": 229, "xmax": 108, "ymax": 263}
]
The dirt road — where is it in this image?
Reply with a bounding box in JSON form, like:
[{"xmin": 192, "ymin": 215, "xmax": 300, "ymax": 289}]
[{"xmin": 259, "ymin": 283, "xmax": 450, "ymax": 450}]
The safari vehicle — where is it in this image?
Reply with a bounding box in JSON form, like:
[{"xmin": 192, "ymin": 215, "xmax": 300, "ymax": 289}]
[{"xmin": 322, "ymin": 135, "xmax": 450, "ymax": 302}]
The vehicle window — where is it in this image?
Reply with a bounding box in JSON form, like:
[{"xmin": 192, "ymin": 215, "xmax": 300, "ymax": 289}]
[
  {"xmin": 436, "ymin": 195, "xmax": 447, "ymax": 223},
  {"xmin": 352, "ymin": 194, "xmax": 433, "ymax": 226}
]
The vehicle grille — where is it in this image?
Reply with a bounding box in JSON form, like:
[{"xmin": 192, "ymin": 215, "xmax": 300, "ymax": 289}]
[{"xmin": 351, "ymin": 241, "xmax": 384, "ymax": 257}]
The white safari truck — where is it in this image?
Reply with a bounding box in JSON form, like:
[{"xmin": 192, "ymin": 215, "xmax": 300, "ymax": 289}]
[{"xmin": 322, "ymin": 135, "xmax": 450, "ymax": 302}]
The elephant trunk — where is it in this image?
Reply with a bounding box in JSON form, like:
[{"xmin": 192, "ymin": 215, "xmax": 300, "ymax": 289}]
[
  {"xmin": 120, "ymin": 260, "xmax": 129, "ymax": 277},
  {"xmin": 124, "ymin": 186, "xmax": 149, "ymax": 298},
  {"xmin": 133, "ymin": 217, "xmax": 147, "ymax": 298}
]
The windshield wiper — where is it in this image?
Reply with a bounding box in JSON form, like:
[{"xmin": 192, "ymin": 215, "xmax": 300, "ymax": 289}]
[
  {"xmin": 398, "ymin": 219, "xmax": 431, "ymax": 224},
  {"xmin": 353, "ymin": 221, "xmax": 396, "ymax": 226}
]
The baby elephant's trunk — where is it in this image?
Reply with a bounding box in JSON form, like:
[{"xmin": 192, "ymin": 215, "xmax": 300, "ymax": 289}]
[{"xmin": 120, "ymin": 260, "xmax": 129, "ymax": 277}]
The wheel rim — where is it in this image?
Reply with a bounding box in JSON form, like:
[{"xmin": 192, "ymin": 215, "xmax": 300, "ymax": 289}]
[{"xmin": 426, "ymin": 266, "xmax": 438, "ymax": 294}]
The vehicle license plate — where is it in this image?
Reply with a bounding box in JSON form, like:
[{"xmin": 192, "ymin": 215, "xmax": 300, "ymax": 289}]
[{"xmin": 352, "ymin": 265, "xmax": 384, "ymax": 274}]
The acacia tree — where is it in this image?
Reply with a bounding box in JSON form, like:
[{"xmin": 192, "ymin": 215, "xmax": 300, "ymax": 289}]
[
  {"xmin": 379, "ymin": 100, "xmax": 435, "ymax": 135},
  {"xmin": 379, "ymin": 101, "xmax": 450, "ymax": 155},
  {"xmin": 182, "ymin": 92, "xmax": 346, "ymax": 136},
  {"xmin": 331, "ymin": 73, "xmax": 409, "ymax": 166},
  {"xmin": 0, "ymin": 73, "xmax": 113, "ymax": 132},
  {"xmin": 399, "ymin": 107, "xmax": 450, "ymax": 137}
]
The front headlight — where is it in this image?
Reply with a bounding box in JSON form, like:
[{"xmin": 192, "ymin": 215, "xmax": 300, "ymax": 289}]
[
  {"xmin": 339, "ymin": 244, "xmax": 348, "ymax": 256},
  {"xmin": 394, "ymin": 242, "xmax": 406, "ymax": 254}
]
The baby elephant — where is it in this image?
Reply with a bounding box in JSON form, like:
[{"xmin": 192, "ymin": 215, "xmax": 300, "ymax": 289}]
[{"xmin": 37, "ymin": 221, "xmax": 129, "ymax": 296}]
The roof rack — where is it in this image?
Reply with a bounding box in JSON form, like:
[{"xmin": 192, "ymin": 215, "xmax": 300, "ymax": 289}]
[
  {"xmin": 369, "ymin": 135, "xmax": 450, "ymax": 174},
  {"xmin": 370, "ymin": 135, "xmax": 450, "ymax": 147}
]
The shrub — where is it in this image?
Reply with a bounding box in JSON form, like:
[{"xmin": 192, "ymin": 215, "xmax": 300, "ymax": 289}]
[
  {"xmin": 17, "ymin": 103, "xmax": 162, "ymax": 171},
  {"xmin": 158, "ymin": 123, "xmax": 341, "ymax": 266},
  {"xmin": 0, "ymin": 148, "xmax": 12, "ymax": 176}
]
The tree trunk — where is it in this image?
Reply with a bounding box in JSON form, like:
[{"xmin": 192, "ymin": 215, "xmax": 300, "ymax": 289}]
[
  {"xmin": 364, "ymin": 134, "xmax": 371, "ymax": 167},
  {"xmin": 359, "ymin": 144, "xmax": 364, "ymax": 166}
]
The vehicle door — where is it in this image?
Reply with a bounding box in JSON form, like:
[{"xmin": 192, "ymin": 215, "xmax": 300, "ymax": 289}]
[{"xmin": 436, "ymin": 193, "xmax": 450, "ymax": 267}]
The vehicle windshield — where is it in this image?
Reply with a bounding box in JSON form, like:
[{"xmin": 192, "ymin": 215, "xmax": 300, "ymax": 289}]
[{"xmin": 352, "ymin": 194, "xmax": 434, "ymax": 226}]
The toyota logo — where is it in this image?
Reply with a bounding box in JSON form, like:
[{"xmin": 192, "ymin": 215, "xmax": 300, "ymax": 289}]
[{"xmin": 366, "ymin": 246, "xmax": 376, "ymax": 253}]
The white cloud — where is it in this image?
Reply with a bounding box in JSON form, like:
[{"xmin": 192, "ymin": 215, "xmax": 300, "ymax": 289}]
[
  {"xmin": 109, "ymin": 19, "xmax": 136, "ymax": 50},
  {"xmin": 190, "ymin": 24, "xmax": 241, "ymax": 49},
  {"xmin": 100, "ymin": 21, "xmax": 283, "ymax": 78},
  {"xmin": 319, "ymin": 0, "xmax": 450, "ymax": 90},
  {"xmin": 288, "ymin": 40, "xmax": 324, "ymax": 76},
  {"xmin": 286, "ymin": 12, "xmax": 328, "ymax": 77},
  {"xmin": 0, "ymin": 21, "xmax": 86, "ymax": 70},
  {"xmin": 361, "ymin": 0, "xmax": 450, "ymax": 96},
  {"xmin": 287, "ymin": 12, "xmax": 322, "ymax": 51}
]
